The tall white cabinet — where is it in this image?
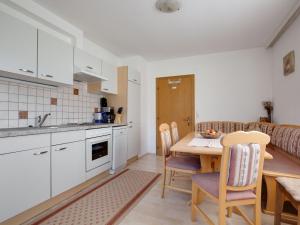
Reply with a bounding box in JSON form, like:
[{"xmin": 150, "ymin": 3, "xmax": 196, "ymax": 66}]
[
  {"xmin": 127, "ymin": 73, "xmax": 141, "ymax": 160},
  {"xmin": 106, "ymin": 66, "xmax": 141, "ymax": 160}
]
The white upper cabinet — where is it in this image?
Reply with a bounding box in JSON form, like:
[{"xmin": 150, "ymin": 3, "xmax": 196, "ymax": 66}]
[
  {"xmin": 101, "ymin": 61, "xmax": 118, "ymax": 94},
  {"xmin": 38, "ymin": 30, "xmax": 73, "ymax": 85},
  {"xmin": 128, "ymin": 68, "xmax": 141, "ymax": 84},
  {"xmin": 74, "ymin": 48, "xmax": 103, "ymax": 81},
  {"xmin": 0, "ymin": 11, "xmax": 37, "ymax": 77}
]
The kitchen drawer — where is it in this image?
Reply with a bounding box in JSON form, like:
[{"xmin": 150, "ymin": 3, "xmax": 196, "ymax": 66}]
[
  {"xmin": 113, "ymin": 127, "xmax": 128, "ymax": 137},
  {"xmin": 52, "ymin": 130, "xmax": 85, "ymax": 145},
  {"xmin": 0, "ymin": 134, "xmax": 50, "ymax": 155}
]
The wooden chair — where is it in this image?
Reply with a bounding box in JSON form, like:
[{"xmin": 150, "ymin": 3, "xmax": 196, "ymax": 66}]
[
  {"xmin": 275, "ymin": 177, "xmax": 300, "ymax": 225},
  {"xmin": 171, "ymin": 121, "xmax": 180, "ymax": 144},
  {"xmin": 191, "ymin": 131, "xmax": 270, "ymax": 225},
  {"xmin": 159, "ymin": 123, "xmax": 201, "ymax": 198}
]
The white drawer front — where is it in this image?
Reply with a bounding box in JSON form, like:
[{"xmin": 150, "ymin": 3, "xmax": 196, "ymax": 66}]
[
  {"xmin": 113, "ymin": 128, "xmax": 128, "ymax": 137},
  {"xmin": 0, "ymin": 134, "xmax": 50, "ymax": 155},
  {"xmin": 52, "ymin": 130, "xmax": 85, "ymax": 145}
]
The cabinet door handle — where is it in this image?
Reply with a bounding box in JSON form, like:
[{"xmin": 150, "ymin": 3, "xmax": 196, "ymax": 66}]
[
  {"xmin": 128, "ymin": 121, "xmax": 133, "ymax": 124},
  {"xmin": 41, "ymin": 74, "xmax": 54, "ymax": 78},
  {"xmin": 128, "ymin": 125, "xmax": 133, "ymax": 128},
  {"xmin": 133, "ymin": 79, "xmax": 137, "ymax": 82},
  {"xmin": 55, "ymin": 147, "xmax": 68, "ymax": 151},
  {"xmin": 33, "ymin": 151, "xmax": 48, "ymax": 156},
  {"xmin": 103, "ymin": 88, "xmax": 109, "ymax": 91},
  {"xmin": 19, "ymin": 68, "xmax": 34, "ymax": 74},
  {"xmin": 86, "ymin": 65, "xmax": 94, "ymax": 70}
]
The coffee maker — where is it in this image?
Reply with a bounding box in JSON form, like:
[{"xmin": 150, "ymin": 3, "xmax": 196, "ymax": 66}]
[{"xmin": 100, "ymin": 97, "xmax": 115, "ymax": 123}]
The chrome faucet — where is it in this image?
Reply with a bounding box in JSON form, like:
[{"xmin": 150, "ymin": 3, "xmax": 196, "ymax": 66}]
[{"xmin": 36, "ymin": 113, "xmax": 51, "ymax": 127}]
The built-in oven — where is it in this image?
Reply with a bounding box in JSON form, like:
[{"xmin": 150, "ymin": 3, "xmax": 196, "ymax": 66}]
[{"xmin": 86, "ymin": 128, "xmax": 112, "ymax": 172}]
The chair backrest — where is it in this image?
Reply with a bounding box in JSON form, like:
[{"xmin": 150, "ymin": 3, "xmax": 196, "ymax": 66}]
[
  {"xmin": 159, "ymin": 123, "xmax": 172, "ymax": 157},
  {"xmin": 171, "ymin": 121, "xmax": 179, "ymax": 145},
  {"xmin": 219, "ymin": 131, "xmax": 270, "ymax": 198}
]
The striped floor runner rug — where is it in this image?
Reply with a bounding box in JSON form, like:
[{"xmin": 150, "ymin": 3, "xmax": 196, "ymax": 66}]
[{"xmin": 26, "ymin": 169, "xmax": 160, "ymax": 225}]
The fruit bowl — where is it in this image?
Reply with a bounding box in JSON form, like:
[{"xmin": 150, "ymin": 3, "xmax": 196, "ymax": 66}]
[{"xmin": 200, "ymin": 129, "xmax": 222, "ymax": 139}]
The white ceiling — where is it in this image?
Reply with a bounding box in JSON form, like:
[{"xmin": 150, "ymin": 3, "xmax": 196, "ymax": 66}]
[{"xmin": 33, "ymin": 0, "xmax": 299, "ymax": 61}]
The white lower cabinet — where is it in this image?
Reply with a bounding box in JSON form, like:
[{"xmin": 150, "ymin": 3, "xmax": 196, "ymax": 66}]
[
  {"xmin": 112, "ymin": 127, "xmax": 128, "ymax": 170},
  {"xmin": 0, "ymin": 147, "xmax": 50, "ymax": 222},
  {"xmin": 51, "ymin": 141, "xmax": 86, "ymax": 196}
]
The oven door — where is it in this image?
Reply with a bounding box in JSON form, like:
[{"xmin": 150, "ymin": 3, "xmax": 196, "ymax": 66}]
[{"xmin": 86, "ymin": 135, "xmax": 112, "ymax": 172}]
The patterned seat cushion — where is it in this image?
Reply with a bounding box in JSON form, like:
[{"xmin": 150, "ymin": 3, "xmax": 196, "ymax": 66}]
[
  {"xmin": 271, "ymin": 126, "xmax": 300, "ymax": 158},
  {"xmin": 197, "ymin": 121, "xmax": 246, "ymax": 134},
  {"xmin": 192, "ymin": 173, "xmax": 256, "ymax": 201},
  {"xmin": 276, "ymin": 177, "xmax": 300, "ymax": 202},
  {"xmin": 166, "ymin": 156, "xmax": 201, "ymax": 171},
  {"xmin": 260, "ymin": 123, "xmax": 275, "ymax": 137}
]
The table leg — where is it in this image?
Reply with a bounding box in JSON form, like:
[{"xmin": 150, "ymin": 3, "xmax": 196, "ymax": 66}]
[
  {"xmin": 200, "ymin": 155, "xmax": 213, "ymax": 173},
  {"xmin": 275, "ymin": 182, "xmax": 284, "ymax": 225},
  {"xmin": 264, "ymin": 175, "xmax": 277, "ymax": 214},
  {"xmin": 213, "ymin": 156, "xmax": 222, "ymax": 172}
]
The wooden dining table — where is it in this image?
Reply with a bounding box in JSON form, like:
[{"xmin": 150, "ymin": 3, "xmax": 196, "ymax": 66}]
[{"xmin": 170, "ymin": 132, "xmax": 273, "ymax": 173}]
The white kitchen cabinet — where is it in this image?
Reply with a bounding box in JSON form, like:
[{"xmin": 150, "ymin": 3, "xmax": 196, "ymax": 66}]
[
  {"xmin": 0, "ymin": 147, "xmax": 50, "ymax": 223},
  {"xmin": 101, "ymin": 61, "xmax": 118, "ymax": 94},
  {"xmin": 127, "ymin": 81, "xmax": 141, "ymax": 159},
  {"xmin": 128, "ymin": 68, "xmax": 141, "ymax": 84},
  {"xmin": 38, "ymin": 30, "xmax": 73, "ymax": 85},
  {"xmin": 74, "ymin": 48, "xmax": 102, "ymax": 78},
  {"xmin": 0, "ymin": 11, "xmax": 37, "ymax": 78},
  {"xmin": 112, "ymin": 127, "xmax": 128, "ymax": 170},
  {"xmin": 51, "ymin": 141, "xmax": 86, "ymax": 196}
]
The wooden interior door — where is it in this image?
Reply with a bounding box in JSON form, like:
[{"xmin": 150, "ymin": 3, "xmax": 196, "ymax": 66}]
[{"xmin": 156, "ymin": 75, "xmax": 195, "ymax": 155}]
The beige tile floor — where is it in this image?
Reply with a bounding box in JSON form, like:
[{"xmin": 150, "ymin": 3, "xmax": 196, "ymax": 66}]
[
  {"xmin": 121, "ymin": 154, "xmax": 277, "ymax": 225},
  {"xmin": 2, "ymin": 154, "xmax": 281, "ymax": 225}
]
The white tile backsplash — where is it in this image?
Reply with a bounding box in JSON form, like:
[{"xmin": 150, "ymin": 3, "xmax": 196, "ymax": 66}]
[{"xmin": 0, "ymin": 80, "xmax": 102, "ymax": 128}]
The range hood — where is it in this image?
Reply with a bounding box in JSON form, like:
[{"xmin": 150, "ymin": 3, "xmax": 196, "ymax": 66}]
[{"xmin": 74, "ymin": 68, "xmax": 108, "ymax": 82}]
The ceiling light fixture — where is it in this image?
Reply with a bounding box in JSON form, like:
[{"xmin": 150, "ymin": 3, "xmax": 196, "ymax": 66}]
[{"xmin": 155, "ymin": 0, "xmax": 181, "ymax": 13}]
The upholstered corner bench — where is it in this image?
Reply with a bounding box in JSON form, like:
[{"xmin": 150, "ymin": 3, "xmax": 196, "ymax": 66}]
[{"xmin": 197, "ymin": 121, "xmax": 300, "ymax": 219}]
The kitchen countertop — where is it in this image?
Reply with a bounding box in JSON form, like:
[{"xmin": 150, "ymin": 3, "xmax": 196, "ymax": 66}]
[{"xmin": 0, "ymin": 123, "xmax": 128, "ymax": 138}]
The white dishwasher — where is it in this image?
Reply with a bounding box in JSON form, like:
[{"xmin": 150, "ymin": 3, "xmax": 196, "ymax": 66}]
[{"xmin": 112, "ymin": 126, "xmax": 128, "ymax": 172}]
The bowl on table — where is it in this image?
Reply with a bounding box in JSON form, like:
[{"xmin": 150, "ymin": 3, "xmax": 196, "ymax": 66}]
[{"xmin": 200, "ymin": 129, "xmax": 222, "ymax": 139}]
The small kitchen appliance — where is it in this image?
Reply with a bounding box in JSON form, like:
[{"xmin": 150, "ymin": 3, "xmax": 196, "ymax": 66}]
[{"xmin": 93, "ymin": 112, "xmax": 102, "ymax": 124}]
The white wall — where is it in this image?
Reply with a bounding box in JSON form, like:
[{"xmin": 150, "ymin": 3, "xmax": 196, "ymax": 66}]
[
  {"xmin": 271, "ymin": 15, "xmax": 300, "ymax": 125},
  {"xmin": 143, "ymin": 48, "xmax": 272, "ymax": 153}
]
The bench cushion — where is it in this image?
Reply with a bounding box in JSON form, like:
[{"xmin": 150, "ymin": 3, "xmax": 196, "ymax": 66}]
[
  {"xmin": 264, "ymin": 148, "xmax": 300, "ymax": 176},
  {"xmin": 276, "ymin": 177, "xmax": 300, "ymax": 202}
]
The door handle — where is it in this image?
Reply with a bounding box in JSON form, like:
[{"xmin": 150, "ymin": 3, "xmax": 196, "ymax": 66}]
[
  {"xmin": 55, "ymin": 147, "xmax": 68, "ymax": 151},
  {"xmin": 40, "ymin": 74, "xmax": 54, "ymax": 78},
  {"xmin": 86, "ymin": 65, "xmax": 94, "ymax": 70},
  {"xmin": 184, "ymin": 117, "xmax": 191, "ymax": 126},
  {"xmin": 19, "ymin": 68, "xmax": 34, "ymax": 74},
  {"xmin": 33, "ymin": 151, "xmax": 48, "ymax": 156}
]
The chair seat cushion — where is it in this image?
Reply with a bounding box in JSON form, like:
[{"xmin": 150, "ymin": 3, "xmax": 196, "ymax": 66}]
[
  {"xmin": 276, "ymin": 177, "xmax": 300, "ymax": 202},
  {"xmin": 166, "ymin": 155, "xmax": 201, "ymax": 171},
  {"xmin": 192, "ymin": 173, "xmax": 256, "ymax": 201}
]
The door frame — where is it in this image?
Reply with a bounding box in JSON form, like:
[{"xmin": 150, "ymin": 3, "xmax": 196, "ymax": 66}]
[{"xmin": 156, "ymin": 74, "xmax": 195, "ymax": 155}]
